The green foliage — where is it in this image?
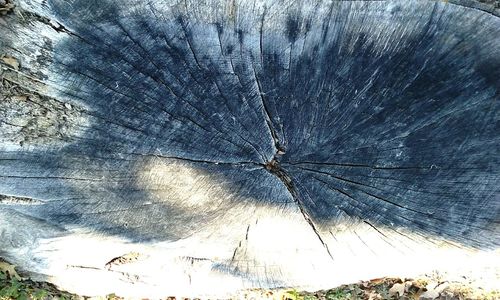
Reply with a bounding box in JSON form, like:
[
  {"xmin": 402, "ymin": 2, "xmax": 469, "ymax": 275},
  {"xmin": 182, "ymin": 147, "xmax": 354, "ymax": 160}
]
[
  {"xmin": 284, "ymin": 287, "xmax": 354, "ymax": 300},
  {"xmin": 325, "ymin": 288, "xmax": 351, "ymax": 300},
  {"xmin": 0, "ymin": 268, "xmax": 75, "ymax": 300},
  {"xmin": 1, "ymin": 273, "xmax": 25, "ymax": 300},
  {"xmin": 283, "ymin": 289, "xmax": 302, "ymax": 300}
]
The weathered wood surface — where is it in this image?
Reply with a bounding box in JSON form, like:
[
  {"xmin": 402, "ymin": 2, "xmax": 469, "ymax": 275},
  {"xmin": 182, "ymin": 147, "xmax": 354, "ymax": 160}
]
[{"xmin": 0, "ymin": 0, "xmax": 499, "ymax": 297}]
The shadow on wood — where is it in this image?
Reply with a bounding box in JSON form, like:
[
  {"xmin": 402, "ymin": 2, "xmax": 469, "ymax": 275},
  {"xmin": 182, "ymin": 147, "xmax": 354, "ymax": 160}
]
[{"xmin": 0, "ymin": 0, "xmax": 499, "ymax": 297}]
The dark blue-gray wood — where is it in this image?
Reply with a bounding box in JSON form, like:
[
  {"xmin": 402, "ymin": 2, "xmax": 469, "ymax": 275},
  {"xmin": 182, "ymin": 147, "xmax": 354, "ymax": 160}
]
[{"xmin": 0, "ymin": 0, "xmax": 499, "ymax": 296}]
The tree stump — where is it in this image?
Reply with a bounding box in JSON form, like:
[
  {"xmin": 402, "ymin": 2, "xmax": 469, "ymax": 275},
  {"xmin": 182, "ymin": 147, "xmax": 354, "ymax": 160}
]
[{"xmin": 0, "ymin": 0, "xmax": 499, "ymax": 297}]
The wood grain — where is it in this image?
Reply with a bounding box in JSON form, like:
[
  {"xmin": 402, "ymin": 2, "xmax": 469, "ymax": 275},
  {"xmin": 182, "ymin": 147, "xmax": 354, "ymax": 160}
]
[{"xmin": 0, "ymin": 0, "xmax": 499, "ymax": 297}]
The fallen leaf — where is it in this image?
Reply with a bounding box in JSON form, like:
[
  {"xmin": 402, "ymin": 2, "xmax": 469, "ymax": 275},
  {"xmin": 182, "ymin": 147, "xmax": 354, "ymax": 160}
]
[
  {"xmin": 1, "ymin": 55, "xmax": 19, "ymax": 70},
  {"xmin": 368, "ymin": 277, "xmax": 386, "ymax": 285},
  {"xmin": 420, "ymin": 282, "xmax": 449, "ymax": 299},
  {"xmin": 11, "ymin": 95, "xmax": 28, "ymax": 101},
  {"xmin": 420, "ymin": 289, "xmax": 440, "ymax": 299},
  {"xmin": 105, "ymin": 251, "xmax": 142, "ymax": 269},
  {"xmin": 389, "ymin": 282, "xmax": 405, "ymax": 297},
  {"xmin": 367, "ymin": 290, "xmax": 381, "ymax": 300},
  {"xmin": 0, "ymin": 2, "xmax": 15, "ymax": 15},
  {"xmin": 0, "ymin": 261, "xmax": 22, "ymax": 280}
]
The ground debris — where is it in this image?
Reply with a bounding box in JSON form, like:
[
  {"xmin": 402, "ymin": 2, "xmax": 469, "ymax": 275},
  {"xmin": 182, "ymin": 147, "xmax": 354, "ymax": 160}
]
[
  {"xmin": 0, "ymin": 0, "xmax": 15, "ymax": 16},
  {"xmin": 0, "ymin": 55, "xmax": 19, "ymax": 70},
  {"xmin": 105, "ymin": 252, "xmax": 143, "ymax": 270},
  {"xmin": 279, "ymin": 277, "xmax": 498, "ymax": 300},
  {"xmin": 1, "ymin": 262, "xmax": 499, "ymax": 300},
  {"xmin": 0, "ymin": 258, "xmax": 78, "ymax": 299}
]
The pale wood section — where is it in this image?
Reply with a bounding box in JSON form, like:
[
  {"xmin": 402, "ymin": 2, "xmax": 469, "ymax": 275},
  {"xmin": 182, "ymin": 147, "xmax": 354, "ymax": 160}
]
[{"xmin": 0, "ymin": 0, "xmax": 499, "ymax": 297}]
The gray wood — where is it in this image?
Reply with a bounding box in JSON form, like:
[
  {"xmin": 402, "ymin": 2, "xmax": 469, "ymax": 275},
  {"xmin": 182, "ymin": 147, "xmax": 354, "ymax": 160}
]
[{"xmin": 0, "ymin": 0, "xmax": 499, "ymax": 297}]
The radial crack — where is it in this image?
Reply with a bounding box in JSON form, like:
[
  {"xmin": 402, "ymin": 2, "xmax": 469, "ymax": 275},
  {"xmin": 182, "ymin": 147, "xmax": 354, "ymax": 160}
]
[
  {"xmin": 265, "ymin": 160, "xmax": 334, "ymax": 260},
  {"xmin": 127, "ymin": 151, "xmax": 261, "ymax": 168},
  {"xmin": 251, "ymin": 63, "xmax": 280, "ymax": 152}
]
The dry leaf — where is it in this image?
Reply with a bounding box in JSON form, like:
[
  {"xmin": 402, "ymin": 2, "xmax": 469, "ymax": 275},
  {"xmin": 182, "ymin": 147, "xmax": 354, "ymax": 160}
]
[
  {"xmin": 0, "ymin": 2, "xmax": 15, "ymax": 15},
  {"xmin": 0, "ymin": 261, "xmax": 22, "ymax": 280},
  {"xmin": 105, "ymin": 251, "xmax": 142, "ymax": 269},
  {"xmin": 420, "ymin": 289, "xmax": 440, "ymax": 299},
  {"xmin": 1, "ymin": 55, "xmax": 19, "ymax": 70},
  {"xmin": 420, "ymin": 282, "xmax": 448, "ymax": 299},
  {"xmin": 389, "ymin": 282, "xmax": 405, "ymax": 297},
  {"xmin": 368, "ymin": 277, "xmax": 386, "ymax": 285},
  {"xmin": 11, "ymin": 95, "xmax": 28, "ymax": 101},
  {"xmin": 367, "ymin": 290, "xmax": 381, "ymax": 300}
]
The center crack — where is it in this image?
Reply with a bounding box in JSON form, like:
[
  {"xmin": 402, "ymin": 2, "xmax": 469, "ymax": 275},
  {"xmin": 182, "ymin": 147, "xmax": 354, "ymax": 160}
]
[{"xmin": 264, "ymin": 152, "xmax": 334, "ymax": 260}]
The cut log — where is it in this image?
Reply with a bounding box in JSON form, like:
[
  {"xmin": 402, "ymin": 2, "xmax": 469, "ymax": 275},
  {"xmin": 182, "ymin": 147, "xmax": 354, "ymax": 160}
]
[{"xmin": 0, "ymin": 0, "xmax": 499, "ymax": 297}]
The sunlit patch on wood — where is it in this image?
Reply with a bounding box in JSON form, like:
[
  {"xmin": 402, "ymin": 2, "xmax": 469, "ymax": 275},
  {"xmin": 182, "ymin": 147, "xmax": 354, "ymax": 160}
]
[{"xmin": 0, "ymin": 0, "xmax": 498, "ymax": 298}]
